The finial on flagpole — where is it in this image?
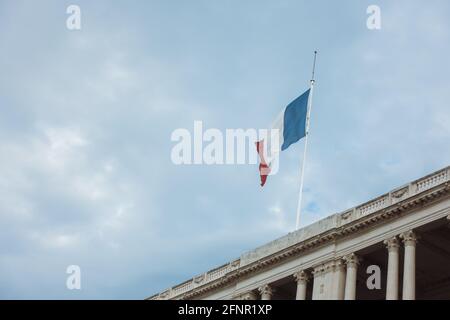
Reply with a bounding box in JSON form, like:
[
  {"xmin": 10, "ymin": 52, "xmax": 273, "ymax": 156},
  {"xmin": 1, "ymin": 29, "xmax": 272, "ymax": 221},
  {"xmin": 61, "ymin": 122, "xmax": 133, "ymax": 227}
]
[{"xmin": 311, "ymin": 50, "xmax": 318, "ymax": 83}]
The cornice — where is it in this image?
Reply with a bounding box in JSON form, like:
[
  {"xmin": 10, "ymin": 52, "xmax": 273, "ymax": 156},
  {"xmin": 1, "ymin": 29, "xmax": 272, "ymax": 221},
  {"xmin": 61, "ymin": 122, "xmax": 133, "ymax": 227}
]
[
  {"xmin": 148, "ymin": 168, "xmax": 450, "ymax": 300},
  {"xmin": 179, "ymin": 182, "xmax": 450, "ymax": 300}
]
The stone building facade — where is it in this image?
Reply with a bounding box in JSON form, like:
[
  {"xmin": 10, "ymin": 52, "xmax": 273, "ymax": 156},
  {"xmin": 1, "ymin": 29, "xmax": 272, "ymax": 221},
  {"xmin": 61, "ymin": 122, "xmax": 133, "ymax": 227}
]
[{"xmin": 148, "ymin": 166, "xmax": 450, "ymax": 300}]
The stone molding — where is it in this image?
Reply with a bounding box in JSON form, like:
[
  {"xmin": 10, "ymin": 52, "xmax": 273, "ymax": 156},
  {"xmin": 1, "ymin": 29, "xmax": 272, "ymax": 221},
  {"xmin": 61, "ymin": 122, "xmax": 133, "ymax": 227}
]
[
  {"xmin": 147, "ymin": 167, "xmax": 450, "ymax": 300},
  {"xmin": 392, "ymin": 187, "xmax": 409, "ymax": 201},
  {"xmin": 179, "ymin": 183, "xmax": 448, "ymax": 299}
]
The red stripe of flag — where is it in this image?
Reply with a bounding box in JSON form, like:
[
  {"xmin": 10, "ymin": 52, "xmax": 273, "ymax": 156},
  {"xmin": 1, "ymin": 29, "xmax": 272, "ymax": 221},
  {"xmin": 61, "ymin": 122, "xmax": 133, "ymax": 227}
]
[{"xmin": 256, "ymin": 140, "xmax": 271, "ymax": 187}]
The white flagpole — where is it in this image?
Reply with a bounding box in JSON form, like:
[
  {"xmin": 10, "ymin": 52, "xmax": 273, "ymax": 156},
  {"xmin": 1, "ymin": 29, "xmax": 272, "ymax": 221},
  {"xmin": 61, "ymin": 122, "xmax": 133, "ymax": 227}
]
[{"xmin": 295, "ymin": 51, "xmax": 317, "ymax": 230}]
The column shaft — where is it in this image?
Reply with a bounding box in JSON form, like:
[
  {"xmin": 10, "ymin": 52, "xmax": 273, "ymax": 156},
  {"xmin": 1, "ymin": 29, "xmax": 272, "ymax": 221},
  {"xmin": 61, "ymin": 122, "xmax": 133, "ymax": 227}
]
[
  {"xmin": 334, "ymin": 261, "xmax": 346, "ymax": 300},
  {"xmin": 293, "ymin": 270, "xmax": 309, "ymax": 300},
  {"xmin": 384, "ymin": 237, "xmax": 400, "ymax": 300},
  {"xmin": 344, "ymin": 254, "xmax": 359, "ymax": 300},
  {"xmin": 296, "ymin": 282, "xmax": 307, "ymax": 300},
  {"xmin": 400, "ymin": 231, "xmax": 418, "ymax": 300}
]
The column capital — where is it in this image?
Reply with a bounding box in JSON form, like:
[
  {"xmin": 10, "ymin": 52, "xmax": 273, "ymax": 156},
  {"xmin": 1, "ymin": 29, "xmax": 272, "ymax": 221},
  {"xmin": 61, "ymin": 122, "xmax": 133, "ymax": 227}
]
[
  {"xmin": 343, "ymin": 253, "xmax": 360, "ymax": 268},
  {"xmin": 384, "ymin": 236, "xmax": 401, "ymax": 251},
  {"xmin": 312, "ymin": 259, "xmax": 345, "ymax": 276},
  {"xmin": 401, "ymin": 231, "xmax": 417, "ymax": 300},
  {"xmin": 400, "ymin": 230, "xmax": 419, "ymax": 246},
  {"xmin": 293, "ymin": 270, "xmax": 309, "ymax": 284},
  {"xmin": 258, "ymin": 284, "xmax": 273, "ymax": 297},
  {"xmin": 344, "ymin": 254, "xmax": 359, "ymax": 300},
  {"xmin": 334, "ymin": 259, "xmax": 346, "ymax": 271},
  {"xmin": 240, "ymin": 291, "xmax": 258, "ymax": 300}
]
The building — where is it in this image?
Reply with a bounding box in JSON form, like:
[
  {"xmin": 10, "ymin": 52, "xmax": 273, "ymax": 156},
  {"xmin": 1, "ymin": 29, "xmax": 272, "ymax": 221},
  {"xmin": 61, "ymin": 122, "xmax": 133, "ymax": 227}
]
[{"xmin": 148, "ymin": 166, "xmax": 450, "ymax": 300}]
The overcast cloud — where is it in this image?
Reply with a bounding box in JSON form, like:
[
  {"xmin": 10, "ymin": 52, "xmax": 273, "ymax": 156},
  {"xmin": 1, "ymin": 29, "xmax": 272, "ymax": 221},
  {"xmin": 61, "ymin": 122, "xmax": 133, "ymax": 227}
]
[{"xmin": 0, "ymin": 0, "xmax": 449, "ymax": 299}]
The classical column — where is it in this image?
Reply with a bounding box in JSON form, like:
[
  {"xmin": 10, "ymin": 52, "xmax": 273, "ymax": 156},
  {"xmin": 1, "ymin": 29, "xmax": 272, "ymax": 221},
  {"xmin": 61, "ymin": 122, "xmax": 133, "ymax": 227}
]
[
  {"xmin": 312, "ymin": 260, "xmax": 345, "ymax": 300},
  {"xmin": 343, "ymin": 253, "xmax": 359, "ymax": 300},
  {"xmin": 293, "ymin": 270, "xmax": 309, "ymax": 300},
  {"xmin": 333, "ymin": 259, "xmax": 346, "ymax": 300},
  {"xmin": 258, "ymin": 284, "xmax": 273, "ymax": 300},
  {"xmin": 400, "ymin": 230, "xmax": 418, "ymax": 300},
  {"xmin": 311, "ymin": 264, "xmax": 325, "ymax": 300},
  {"xmin": 383, "ymin": 236, "xmax": 400, "ymax": 300},
  {"xmin": 240, "ymin": 291, "xmax": 258, "ymax": 300}
]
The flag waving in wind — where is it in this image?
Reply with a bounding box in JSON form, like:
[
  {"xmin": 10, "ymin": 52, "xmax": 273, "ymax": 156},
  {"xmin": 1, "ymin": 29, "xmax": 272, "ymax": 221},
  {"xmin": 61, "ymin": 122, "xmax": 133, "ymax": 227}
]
[
  {"xmin": 256, "ymin": 51, "xmax": 317, "ymax": 230},
  {"xmin": 256, "ymin": 88, "xmax": 311, "ymax": 187}
]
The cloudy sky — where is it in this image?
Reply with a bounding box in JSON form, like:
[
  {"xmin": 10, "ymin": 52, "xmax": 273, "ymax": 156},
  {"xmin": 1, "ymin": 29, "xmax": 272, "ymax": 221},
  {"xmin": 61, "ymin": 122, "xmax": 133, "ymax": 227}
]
[{"xmin": 1, "ymin": 0, "xmax": 449, "ymax": 299}]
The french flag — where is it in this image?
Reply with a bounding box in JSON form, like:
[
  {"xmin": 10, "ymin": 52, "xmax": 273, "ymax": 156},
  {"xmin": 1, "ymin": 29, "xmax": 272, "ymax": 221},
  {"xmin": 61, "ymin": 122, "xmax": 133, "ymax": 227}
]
[{"xmin": 256, "ymin": 89, "xmax": 311, "ymax": 186}]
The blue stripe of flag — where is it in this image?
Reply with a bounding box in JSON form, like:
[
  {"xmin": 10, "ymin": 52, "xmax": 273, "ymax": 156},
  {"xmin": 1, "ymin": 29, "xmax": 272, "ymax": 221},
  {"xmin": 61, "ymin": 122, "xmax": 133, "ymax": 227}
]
[{"xmin": 281, "ymin": 89, "xmax": 310, "ymax": 151}]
